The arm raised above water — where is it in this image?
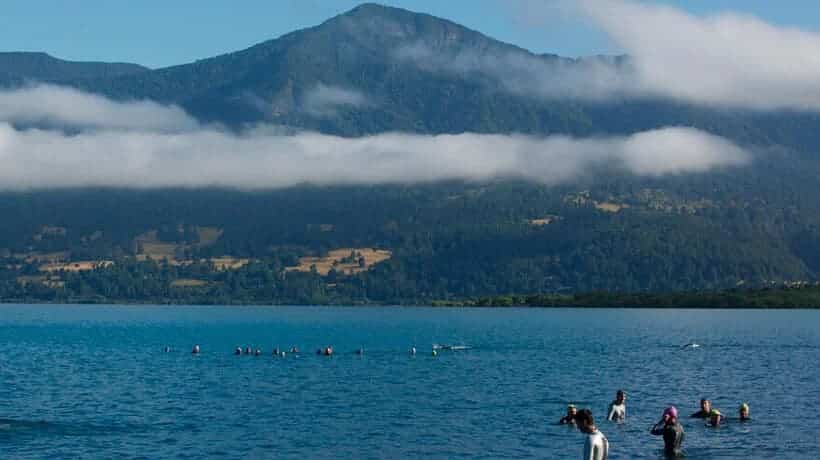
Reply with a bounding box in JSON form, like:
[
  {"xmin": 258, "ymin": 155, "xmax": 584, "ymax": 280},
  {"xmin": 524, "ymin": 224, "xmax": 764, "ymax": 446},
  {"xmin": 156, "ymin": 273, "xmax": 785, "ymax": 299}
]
[{"xmin": 650, "ymin": 420, "xmax": 665, "ymax": 436}]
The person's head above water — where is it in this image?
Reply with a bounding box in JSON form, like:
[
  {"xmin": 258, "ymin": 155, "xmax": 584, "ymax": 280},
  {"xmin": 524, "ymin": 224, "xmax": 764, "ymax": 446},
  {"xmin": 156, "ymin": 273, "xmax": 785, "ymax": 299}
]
[
  {"xmin": 615, "ymin": 390, "xmax": 626, "ymax": 404},
  {"xmin": 700, "ymin": 398, "xmax": 711, "ymax": 413},
  {"xmin": 663, "ymin": 406, "xmax": 678, "ymax": 424},
  {"xmin": 709, "ymin": 409, "xmax": 722, "ymax": 426},
  {"xmin": 739, "ymin": 403, "xmax": 750, "ymax": 420},
  {"xmin": 567, "ymin": 404, "xmax": 577, "ymax": 416},
  {"xmin": 574, "ymin": 409, "xmax": 596, "ymax": 433}
]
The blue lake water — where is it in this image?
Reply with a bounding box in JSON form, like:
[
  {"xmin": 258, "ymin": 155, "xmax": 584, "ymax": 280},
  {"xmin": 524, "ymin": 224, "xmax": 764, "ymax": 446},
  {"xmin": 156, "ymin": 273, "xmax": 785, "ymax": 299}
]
[{"xmin": 0, "ymin": 305, "xmax": 818, "ymax": 459}]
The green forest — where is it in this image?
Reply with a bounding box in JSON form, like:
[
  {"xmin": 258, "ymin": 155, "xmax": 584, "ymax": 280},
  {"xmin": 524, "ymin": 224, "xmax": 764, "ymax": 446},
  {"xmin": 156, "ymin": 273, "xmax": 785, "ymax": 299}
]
[
  {"xmin": 3, "ymin": 4, "xmax": 820, "ymax": 306},
  {"xmin": 2, "ymin": 169, "xmax": 819, "ymax": 306}
]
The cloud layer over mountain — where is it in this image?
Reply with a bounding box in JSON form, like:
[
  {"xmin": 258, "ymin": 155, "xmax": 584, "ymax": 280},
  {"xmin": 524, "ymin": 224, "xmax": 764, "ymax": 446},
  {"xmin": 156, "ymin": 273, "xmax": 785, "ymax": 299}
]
[
  {"xmin": 577, "ymin": 0, "xmax": 820, "ymax": 110},
  {"xmin": 302, "ymin": 84, "xmax": 371, "ymax": 117},
  {"xmin": 0, "ymin": 85, "xmax": 747, "ymax": 190},
  {"xmin": 402, "ymin": 0, "xmax": 820, "ymax": 111},
  {"xmin": 0, "ymin": 84, "xmax": 199, "ymax": 132}
]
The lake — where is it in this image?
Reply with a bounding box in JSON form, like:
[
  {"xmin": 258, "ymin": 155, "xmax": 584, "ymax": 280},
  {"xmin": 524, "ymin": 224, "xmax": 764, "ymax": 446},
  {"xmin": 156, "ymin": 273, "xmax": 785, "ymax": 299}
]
[{"xmin": 0, "ymin": 305, "xmax": 817, "ymax": 459}]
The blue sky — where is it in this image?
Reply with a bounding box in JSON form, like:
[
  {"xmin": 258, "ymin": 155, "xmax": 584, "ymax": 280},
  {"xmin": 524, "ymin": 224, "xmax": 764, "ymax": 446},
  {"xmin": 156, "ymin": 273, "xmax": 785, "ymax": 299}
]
[{"xmin": 1, "ymin": 0, "xmax": 818, "ymax": 68}]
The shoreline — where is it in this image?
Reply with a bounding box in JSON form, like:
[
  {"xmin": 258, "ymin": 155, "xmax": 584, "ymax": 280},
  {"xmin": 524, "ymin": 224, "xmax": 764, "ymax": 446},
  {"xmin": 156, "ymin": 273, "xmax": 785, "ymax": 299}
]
[{"xmin": 2, "ymin": 301, "xmax": 819, "ymax": 309}]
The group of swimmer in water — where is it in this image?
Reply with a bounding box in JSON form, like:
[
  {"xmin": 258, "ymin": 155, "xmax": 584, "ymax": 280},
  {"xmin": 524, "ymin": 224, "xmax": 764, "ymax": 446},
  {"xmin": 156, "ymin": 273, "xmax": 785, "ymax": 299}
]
[
  {"xmin": 559, "ymin": 391, "xmax": 752, "ymax": 459},
  {"xmin": 183, "ymin": 344, "xmax": 456, "ymax": 357}
]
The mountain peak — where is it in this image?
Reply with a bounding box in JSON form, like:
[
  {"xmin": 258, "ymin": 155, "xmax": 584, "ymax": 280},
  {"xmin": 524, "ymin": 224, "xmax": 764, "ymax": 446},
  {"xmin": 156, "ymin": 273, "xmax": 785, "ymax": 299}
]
[
  {"xmin": 345, "ymin": 2, "xmax": 393, "ymax": 15},
  {"xmin": 341, "ymin": 2, "xmax": 426, "ymax": 20},
  {"xmin": 314, "ymin": 2, "xmax": 506, "ymax": 56}
]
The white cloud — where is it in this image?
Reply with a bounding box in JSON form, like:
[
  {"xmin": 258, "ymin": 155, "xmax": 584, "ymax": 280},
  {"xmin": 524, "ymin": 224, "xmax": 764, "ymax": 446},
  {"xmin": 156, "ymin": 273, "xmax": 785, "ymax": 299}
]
[
  {"xmin": 395, "ymin": 42, "xmax": 635, "ymax": 101},
  {"xmin": 402, "ymin": 0, "xmax": 820, "ymax": 111},
  {"xmin": 0, "ymin": 85, "xmax": 747, "ymax": 190},
  {"xmin": 576, "ymin": 0, "xmax": 820, "ymax": 110},
  {"xmin": 0, "ymin": 122, "xmax": 746, "ymax": 190},
  {"xmin": 302, "ymin": 84, "xmax": 370, "ymax": 117},
  {"xmin": 0, "ymin": 84, "xmax": 199, "ymax": 132}
]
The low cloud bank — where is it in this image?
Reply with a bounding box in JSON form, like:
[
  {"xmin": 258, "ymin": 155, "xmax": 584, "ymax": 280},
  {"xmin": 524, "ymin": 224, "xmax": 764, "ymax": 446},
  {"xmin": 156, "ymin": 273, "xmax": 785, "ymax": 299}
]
[
  {"xmin": 400, "ymin": 0, "xmax": 820, "ymax": 111},
  {"xmin": 0, "ymin": 123, "xmax": 747, "ymax": 190},
  {"xmin": 0, "ymin": 84, "xmax": 199, "ymax": 132},
  {"xmin": 577, "ymin": 0, "xmax": 820, "ymax": 110},
  {"xmin": 0, "ymin": 85, "xmax": 747, "ymax": 190}
]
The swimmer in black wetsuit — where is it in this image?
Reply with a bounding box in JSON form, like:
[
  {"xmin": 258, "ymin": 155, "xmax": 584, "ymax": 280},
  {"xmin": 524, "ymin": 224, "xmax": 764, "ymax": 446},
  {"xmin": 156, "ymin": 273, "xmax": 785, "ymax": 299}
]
[
  {"xmin": 559, "ymin": 405, "xmax": 578, "ymax": 425},
  {"xmin": 651, "ymin": 406, "xmax": 684, "ymax": 458},
  {"xmin": 690, "ymin": 398, "xmax": 711, "ymax": 418}
]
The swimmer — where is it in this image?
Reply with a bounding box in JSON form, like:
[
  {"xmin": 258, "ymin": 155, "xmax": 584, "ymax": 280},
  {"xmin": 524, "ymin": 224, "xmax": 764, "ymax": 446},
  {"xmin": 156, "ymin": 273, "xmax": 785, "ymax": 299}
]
[
  {"xmin": 651, "ymin": 406, "xmax": 684, "ymax": 457},
  {"xmin": 234, "ymin": 347, "xmax": 242, "ymax": 355},
  {"xmin": 691, "ymin": 398, "xmax": 711, "ymax": 418},
  {"xmin": 316, "ymin": 348, "xmax": 323, "ymax": 355},
  {"xmin": 163, "ymin": 346, "xmax": 171, "ymax": 353},
  {"xmin": 191, "ymin": 344, "xmax": 200, "ymax": 354},
  {"xmin": 739, "ymin": 403, "xmax": 751, "ymax": 421},
  {"xmin": 254, "ymin": 348, "xmax": 262, "ymax": 356},
  {"xmin": 576, "ymin": 409, "xmax": 609, "ymax": 460},
  {"xmin": 324, "ymin": 346, "xmax": 334, "ymax": 356},
  {"xmin": 559, "ymin": 404, "xmax": 578, "ymax": 425},
  {"xmin": 355, "ymin": 347, "xmax": 364, "ymax": 355},
  {"xmin": 273, "ymin": 347, "xmax": 280, "ymax": 356},
  {"xmin": 290, "ymin": 346, "xmax": 299, "ymax": 354},
  {"xmin": 245, "ymin": 346, "xmax": 252, "ymax": 355},
  {"xmin": 410, "ymin": 347, "xmax": 417, "ymax": 356},
  {"xmin": 706, "ymin": 409, "xmax": 723, "ymax": 427},
  {"xmin": 607, "ymin": 390, "xmax": 626, "ymax": 422},
  {"xmin": 431, "ymin": 349, "xmax": 437, "ymax": 357}
]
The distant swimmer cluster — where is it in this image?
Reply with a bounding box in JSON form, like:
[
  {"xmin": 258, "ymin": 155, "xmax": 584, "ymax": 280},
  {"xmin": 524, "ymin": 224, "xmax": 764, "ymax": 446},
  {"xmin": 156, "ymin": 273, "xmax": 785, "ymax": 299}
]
[
  {"xmin": 560, "ymin": 392, "xmax": 752, "ymax": 459},
  {"xmin": 182, "ymin": 343, "xmax": 468, "ymax": 358}
]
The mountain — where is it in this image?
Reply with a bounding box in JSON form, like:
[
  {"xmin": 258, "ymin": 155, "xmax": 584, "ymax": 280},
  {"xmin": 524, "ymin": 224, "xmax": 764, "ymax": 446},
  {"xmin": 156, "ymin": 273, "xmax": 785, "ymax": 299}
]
[
  {"xmin": 71, "ymin": 3, "xmax": 571, "ymax": 133},
  {"xmin": 5, "ymin": 4, "xmax": 820, "ymax": 149},
  {"xmin": 11, "ymin": 4, "xmax": 795, "ymax": 156},
  {"xmin": 1, "ymin": 4, "xmax": 820, "ymax": 303},
  {"xmin": 0, "ymin": 52, "xmax": 148, "ymax": 86}
]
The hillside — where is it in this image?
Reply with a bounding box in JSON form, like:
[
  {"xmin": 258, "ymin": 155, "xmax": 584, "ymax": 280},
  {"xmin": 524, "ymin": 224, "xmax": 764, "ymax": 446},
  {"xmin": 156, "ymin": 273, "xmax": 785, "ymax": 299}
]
[
  {"xmin": 1, "ymin": 3, "xmax": 820, "ymax": 304},
  {"xmin": 36, "ymin": 3, "xmax": 817, "ymax": 154},
  {"xmin": 4, "ymin": 5, "xmax": 820, "ymax": 150},
  {"xmin": 0, "ymin": 52, "xmax": 148, "ymax": 86}
]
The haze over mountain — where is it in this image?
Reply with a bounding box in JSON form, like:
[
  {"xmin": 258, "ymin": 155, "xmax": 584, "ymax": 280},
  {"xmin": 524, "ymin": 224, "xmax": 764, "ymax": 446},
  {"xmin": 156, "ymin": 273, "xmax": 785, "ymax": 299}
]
[{"xmin": 1, "ymin": 2, "xmax": 820, "ymax": 301}]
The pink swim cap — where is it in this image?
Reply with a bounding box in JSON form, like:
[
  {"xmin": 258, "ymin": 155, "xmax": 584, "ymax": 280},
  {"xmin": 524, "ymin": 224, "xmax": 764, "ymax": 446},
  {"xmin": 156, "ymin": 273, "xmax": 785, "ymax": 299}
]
[{"xmin": 663, "ymin": 406, "xmax": 678, "ymax": 419}]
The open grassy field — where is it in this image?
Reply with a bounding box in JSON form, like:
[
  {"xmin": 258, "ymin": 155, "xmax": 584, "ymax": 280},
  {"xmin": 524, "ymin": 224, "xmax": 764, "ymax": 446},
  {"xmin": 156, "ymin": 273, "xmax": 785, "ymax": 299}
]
[
  {"xmin": 210, "ymin": 257, "xmax": 250, "ymax": 270},
  {"xmin": 135, "ymin": 227, "xmax": 224, "ymax": 262},
  {"xmin": 170, "ymin": 278, "xmax": 208, "ymax": 288},
  {"xmin": 286, "ymin": 248, "xmax": 391, "ymax": 276},
  {"xmin": 39, "ymin": 261, "xmax": 113, "ymax": 272},
  {"xmin": 594, "ymin": 202, "xmax": 629, "ymax": 213},
  {"xmin": 196, "ymin": 226, "xmax": 223, "ymax": 245},
  {"xmin": 528, "ymin": 216, "xmax": 558, "ymax": 226}
]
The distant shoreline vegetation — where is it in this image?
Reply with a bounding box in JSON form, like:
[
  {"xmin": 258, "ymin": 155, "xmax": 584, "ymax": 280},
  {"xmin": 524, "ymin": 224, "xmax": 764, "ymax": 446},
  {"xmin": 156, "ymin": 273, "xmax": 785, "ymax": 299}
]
[
  {"xmin": 2, "ymin": 273, "xmax": 820, "ymax": 308},
  {"xmin": 432, "ymin": 285, "xmax": 820, "ymax": 309}
]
